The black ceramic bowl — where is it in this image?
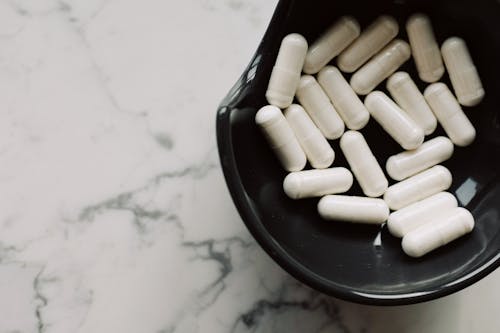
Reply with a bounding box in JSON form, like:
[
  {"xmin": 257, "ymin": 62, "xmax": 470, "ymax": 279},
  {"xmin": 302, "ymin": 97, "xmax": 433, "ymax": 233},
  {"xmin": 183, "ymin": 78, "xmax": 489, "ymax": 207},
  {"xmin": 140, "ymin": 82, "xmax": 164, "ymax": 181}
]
[{"xmin": 216, "ymin": 0, "xmax": 500, "ymax": 305}]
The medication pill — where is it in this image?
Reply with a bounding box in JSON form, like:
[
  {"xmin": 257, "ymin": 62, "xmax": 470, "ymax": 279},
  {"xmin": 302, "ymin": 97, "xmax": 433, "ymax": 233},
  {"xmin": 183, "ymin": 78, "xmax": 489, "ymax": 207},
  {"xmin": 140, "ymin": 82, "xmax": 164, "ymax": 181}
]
[
  {"xmin": 283, "ymin": 167, "xmax": 353, "ymax": 199},
  {"xmin": 384, "ymin": 165, "xmax": 452, "ymax": 210},
  {"xmin": 265, "ymin": 33, "xmax": 308, "ymax": 108},
  {"xmin": 303, "ymin": 16, "xmax": 360, "ymax": 74},
  {"xmin": 406, "ymin": 14, "xmax": 444, "ymax": 83},
  {"xmin": 387, "ymin": 71, "xmax": 437, "ymax": 135},
  {"xmin": 317, "ymin": 66, "xmax": 370, "ymax": 130},
  {"xmin": 337, "ymin": 15, "xmax": 399, "ymax": 73},
  {"xmin": 364, "ymin": 91, "xmax": 424, "ymax": 150},
  {"xmin": 441, "ymin": 37, "xmax": 484, "ymax": 106},
  {"xmin": 296, "ymin": 75, "xmax": 345, "ymax": 139},
  {"xmin": 284, "ymin": 104, "xmax": 335, "ymax": 169},
  {"xmin": 424, "ymin": 83, "xmax": 476, "ymax": 147},
  {"xmin": 318, "ymin": 195, "xmax": 389, "ymax": 224},
  {"xmin": 340, "ymin": 131, "xmax": 388, "ymax": 197},
  {"xmin": 387, "ymin": 192, "xmax": 458, "ymax": 238},
  {"xmin": 386, "ymin": 136, "xmax": 454, "ymax": 181},
  {"xmin": 255, "ymin": 105, "xmax": 306, "ymax": 171},
  {"xmin": 350, "ymin": 39, "xmax": 411, "ymax": 95},
  {"xmin": 402, "ymin": 207, "xmax": 474, "ymax": 258}
]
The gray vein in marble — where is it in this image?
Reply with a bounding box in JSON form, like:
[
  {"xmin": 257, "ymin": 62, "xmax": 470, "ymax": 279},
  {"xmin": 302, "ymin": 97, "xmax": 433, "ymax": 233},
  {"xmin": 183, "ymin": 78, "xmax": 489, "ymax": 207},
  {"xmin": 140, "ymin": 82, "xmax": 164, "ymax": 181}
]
[
  {"xmin": 156, "ymin": 233, "xmax": 356, "ymax": 333},
  {"xmin": 78, "ymin": 189, "xmax": 172, "ymax": 233},
  {"xmin": 57, "ymin": 0, "xmax": 147, "ymax": 116},
  {"xmin": 230, "ymin": 283, "xmax": 351, "ymax": 333},
  {"xmin": 77, "ymin": 156, "xmax": 217, "ymax": 230},
  {"xmin": 183, "ymin": 236, "xmax": 253, "ymax": 295},
  {"xmin": 57, "ymin": 1, "xmax": 71, "ymax": 13},
  {"xmin": 150, "ymin": 132, "xmax": 175, "ymax": 150},
  {"xmin": 34, "ymin": 268, "xmax": 48, "ymax": 333},
  {"xmin": 157, "ymin": 236, "xmax": 256, "ymax": 333},
  {"xmin": 6, "ymin": 0, "xmax": 61, "ymax": 17},
  {"xmin": 0, "ymin": 243, "xmax": 24, "ymax": 263},
  {"xmin": 77, "ymin": 1, "xmax": 110, "ymax": 28},
  {"xmin": 33, "ymin": 266, "xmax": 95, "ymax": 333},
  {"xmin": 5, "ymin": 0, "xmax": 30, "ymax": 17},
  {"xmin": 3, "ymin": 0, "xmax": 134, "ymax": 117}
]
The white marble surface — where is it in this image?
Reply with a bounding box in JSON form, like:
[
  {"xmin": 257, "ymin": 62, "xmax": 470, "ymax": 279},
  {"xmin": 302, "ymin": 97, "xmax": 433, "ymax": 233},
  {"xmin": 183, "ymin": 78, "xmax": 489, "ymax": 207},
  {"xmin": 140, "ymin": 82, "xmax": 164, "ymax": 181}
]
[{"xmin": 0, "ymin": 0, "xmax": 498, "ymax": 332}]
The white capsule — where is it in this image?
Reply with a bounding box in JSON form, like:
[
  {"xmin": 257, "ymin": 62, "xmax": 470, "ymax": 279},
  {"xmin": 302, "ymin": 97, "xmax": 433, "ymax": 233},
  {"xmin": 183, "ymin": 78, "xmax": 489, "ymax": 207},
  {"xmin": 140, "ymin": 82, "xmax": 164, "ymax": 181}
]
[
  {"xmin": 402, "ymin": 207, "xmax": 474, "ymax": 258},
  {"xmin": 384, "ymin": 165, "xmax": 452, "ymax": 210},
  {"xmin": 386, "ymin": 136, "xmax": 454, "ymax": 181},
  {"xmin": 284, "ymin": 104, "xmax": 335, "ymax": 169},
  {"xmin": 364, "ymin": 91, "xmax": 424, "ymax": 150},
  {"xmin": 406, "ymin": 14, "xmax": 444, "ymax": 83},
  {"xmin": 441, "ymin": 37, "xmax": 484, "ymax": 106},
  {"xmin": 386, "ymin": 71, "xmax": 437, "ymax": 135},
  {"xmin": 303, "ymin": 16, "xmax": 360, "ymax": 74},
  {"xmin": 350, "ymin": 39, "xmax": 411, "ymax": 95},
  {"xmin": 338, "ymin": 15, "xmax": 399, "ymax": 73},
  {"xmin": 255, "ymin": 105, "xmax": 306, "ymax": 171},
  {"xmin": 424, "ymin": 83, "xmax": 476, "ymax": 147},
  {"xmin": 265, "ymin": 34, "xmax": 308, "ymax": 108},
  {"xmin": 317, "ymin": 66, "xmax": 370, "ymax": 130},
  {"xmin": 340, "ymin": 131, "xmax": 388, "ymax": 197},
  {"xmin": 296, "ymin": 75, "xmax": 345, "ymax": 139},
  {"xmin": 318, "ymin": 195, "xmax": 389, "ymax": 224},
  {"xmin": 283, "ymin": 168, "xmax": 353, "ymax": 199},
  {"xmin": 388, "ymin": 192, "xmax": 458, "ymax": 238}
]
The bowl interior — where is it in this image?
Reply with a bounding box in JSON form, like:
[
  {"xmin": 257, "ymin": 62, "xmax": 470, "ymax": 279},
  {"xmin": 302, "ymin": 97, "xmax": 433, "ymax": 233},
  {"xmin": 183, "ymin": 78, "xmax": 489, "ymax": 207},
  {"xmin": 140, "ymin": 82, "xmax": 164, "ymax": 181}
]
[{"xmin": 218, "ymin": 0, "xmax": 500, "ymax": 304}]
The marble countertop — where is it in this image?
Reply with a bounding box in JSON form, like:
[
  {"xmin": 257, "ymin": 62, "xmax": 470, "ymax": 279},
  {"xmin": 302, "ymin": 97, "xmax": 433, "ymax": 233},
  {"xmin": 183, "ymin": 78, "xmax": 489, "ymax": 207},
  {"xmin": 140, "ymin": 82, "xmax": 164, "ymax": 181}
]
[{"xmin": 0, "ymin": 0, "xmax": 497, "ymax": 332}]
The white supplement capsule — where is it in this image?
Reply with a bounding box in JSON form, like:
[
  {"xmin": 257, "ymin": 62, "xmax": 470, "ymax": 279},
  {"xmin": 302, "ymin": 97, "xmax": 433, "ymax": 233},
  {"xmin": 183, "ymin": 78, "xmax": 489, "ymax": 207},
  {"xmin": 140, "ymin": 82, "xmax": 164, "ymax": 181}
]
[
  {"xmin": 255, "ymin": 105, "xmax": 306, "ymax": 172},
  {"xmin": 402, "ymin": 207, "xmax": 474, "ymax": 258},
  {"xmin": 283, "ymin": 167, "xmax": 353, "ymax": 199},
  {"xmin": 384, "ymin": 165, "xmax": 452, "ymax": 210},
  {"xmin": 317, "ymin": 66, "xmax": 370, "ymax": 130},
  {"xmin": 296, "ymin": 75, "xmax": 345, "ymax": 139},
  {"xmin": 318, "ymin": 195, "xmax": 389, "ymax": 224},
  {"xmin": 284, "ymin": 104, "xmax": 335, "ymax": 169},
  {"xmin": 386, "ymin": 72, "xmax": 437, "ymax": 135},
  {"xmin": 424, "ymin": 83, "xmax": 476, "ymax": 147},
  {"xmin": 340, "ymin": 131, "xmax": 388, "ymax": 197},
  {"xmin": 406, "ymin": 14, "xmax": 444, "ymax": 83},
  {"xmin": 265, "ymin": 33, "xmax": 308, "ymax": 108},
  {"xmin": 337, "ymin": 15, "xmax": 399, "ymax": 73},
  {"xmin": 441, "ymin": 37, "xmax": 484, "ymax": 106},
  {"xmin": 303, "ymin": 16, "xmax": 360, "ymax": 74},
  {"xmin": 386, "ymin": 136, "xmax": 454, "ymax": 181},
  {"xmin": 387, "ymin": 192, "xmax": 458, "ymax": 238},
  {"xmin": 364, "ymin": 91, "xmax": 424, "ymax": 150},
  {"xmin": 350, "ymin": 39, "xmax": 411, "ymax": 95}
]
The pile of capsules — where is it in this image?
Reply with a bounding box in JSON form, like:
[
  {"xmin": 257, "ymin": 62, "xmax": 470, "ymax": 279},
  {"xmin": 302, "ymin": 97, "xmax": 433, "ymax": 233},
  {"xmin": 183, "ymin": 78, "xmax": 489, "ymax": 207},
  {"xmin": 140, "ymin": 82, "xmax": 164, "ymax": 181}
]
[{"xmin": 255, "ymin": 14, "xmax": 484, "ymax": 258}]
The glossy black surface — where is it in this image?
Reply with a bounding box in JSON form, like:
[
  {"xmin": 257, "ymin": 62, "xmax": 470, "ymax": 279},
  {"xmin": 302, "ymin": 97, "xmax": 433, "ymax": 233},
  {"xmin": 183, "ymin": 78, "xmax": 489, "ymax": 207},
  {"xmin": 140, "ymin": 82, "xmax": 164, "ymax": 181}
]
[{"xmin": 216, "ymin": 0, "xmax": 500, "ymax": 305}]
